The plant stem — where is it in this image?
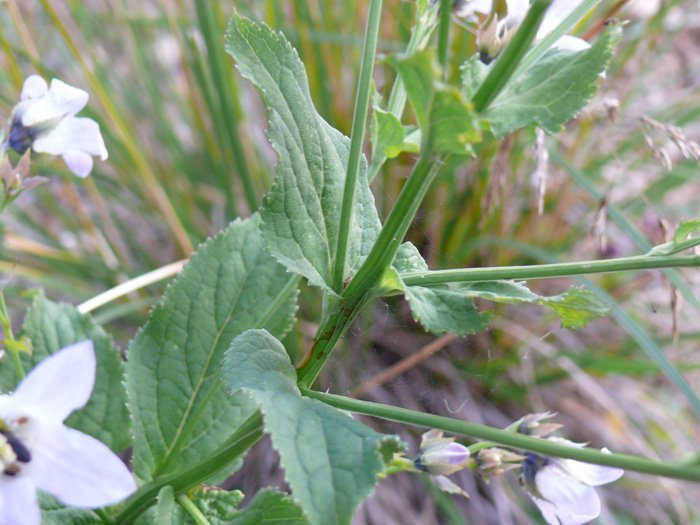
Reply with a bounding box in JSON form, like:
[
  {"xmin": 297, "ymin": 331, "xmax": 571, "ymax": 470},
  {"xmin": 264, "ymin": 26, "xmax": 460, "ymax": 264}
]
[
  {"xmin": 471, "ymin": 0, "xmax": 552, "ymax": 113},
  {"xmin": 302, "ymin": 390, "xmax": 700, "ymax": 482},
  {"xmin": 297, "ymin": 155, "xmax": 443, "ymax": 387},
  {"xmin": 0, "ymin": 293, "xmax": 24, "ymax": 381},
  {"xmin": 333, "ymin": 0, "xmax": 384, "ymax": 293},
  {"xmin": 112, "ymin": 411, "xmax": 264, "ymax": 524},
  {"xmin": 399, "ymin": 254, "xmax": 700, "ymax": 286},
  {"xmin": 437, "ymin": 0, "xmax": 452, "ymax": 70},
  {"xmin": 177, "ymin": 494, "xmax": 212, "ymax": 525}
]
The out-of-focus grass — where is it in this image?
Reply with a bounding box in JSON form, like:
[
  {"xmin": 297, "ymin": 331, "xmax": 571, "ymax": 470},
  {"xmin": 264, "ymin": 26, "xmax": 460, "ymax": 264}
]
[{"xmin": 1, "ymin": 0, "xmax": 700, "ymax": 523}]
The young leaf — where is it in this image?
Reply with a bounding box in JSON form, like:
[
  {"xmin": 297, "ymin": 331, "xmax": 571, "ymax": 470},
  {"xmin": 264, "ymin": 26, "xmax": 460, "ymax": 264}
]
[
  {"xmin": 223, "ymin": 329, "xmax": 402, "ymax": 525},
  {"xmin": 391, "ymin": 51, "xmax": 481, "ymax": 154},
  {"xmin": 0, "ymin": 291, "xmax": 130, "ymax": 451},
  {"xmin": 371, "ymin": 105, "xmax": 405, "ymax": 160},
  {"xmin": 464, "ymin": 23, "xmax": 622, "ymax": 138},
  {"xmin": 647, "ymin": 218, "xmax": 700, "ymax": 256},
  {"xmin": 539, "ymin": 287, "xmax": 611, "ymax": 329},
  {"xmin": 225, "ymin": 13, "xmax": 381, "ymax": 294},
  {"xmin": 125, "ymin": 215, "xmax": 298, "ymax": 481}
]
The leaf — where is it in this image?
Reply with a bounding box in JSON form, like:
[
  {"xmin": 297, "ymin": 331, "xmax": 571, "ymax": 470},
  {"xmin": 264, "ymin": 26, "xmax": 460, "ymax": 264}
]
[
  {"xmin": 223, "ymin": 330, "xmax": 402, "ymax": 525},
  {"xmin": 225, "ymin": 13, "xmax": 381, "ymax": 293},
  {"xmin": 647, "ymin": 218, "xmax": 700, "ymax": 255},
  {"xmin": 2, "ymin": 291, "xmax": 130, "ymax": 451},
  {"xmin": 403, "ymin": 285, "xmax": 494, "ymax": 336},
  {"xmin": 190, "ymin": 487, "xmax": 245, "ymax": 524},
  {"xmin": 39, "ymin": 493, "xmax": 102, "ymax": 525},
  {"xmin": 391, "ymin": 50, "xmax": 481, "ymax": 154},
  {"xmin": 229, "ymin": 489, "xmax": 308, "ymax": 525},
  {"xmin": 540, "ymin": 287, "xmax": 611, "ymax": 329},
  {"xmin": 393, "ymin": 242, "xmax": 428, "ymax": 273},
  {"xmin": 154, "ymin": 486, "xmax": 183, "ymax": 525},
  {"xmin": 125, "ymin": 215, "xmax": 298, "ymax": 481},
  {"xmin": 465, "ymin": 23, "xmax": 622, "ymax": 138},
  {"xmin": 371, "ymin": 104, "xmax": 405, "ymax": 159}
]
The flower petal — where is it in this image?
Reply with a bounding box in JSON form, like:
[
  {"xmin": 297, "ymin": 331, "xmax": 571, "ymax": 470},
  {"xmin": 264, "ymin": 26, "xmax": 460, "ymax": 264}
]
[
  {"xmin": 552, "ymin": 35, "xmax": 591, "ymax": 52},
  {"xmin": 31, "ymin": 425, "xmax": 136, "ymax": 508},
  {"xmin": 534, "ymin": 464, "xmax": 601, "ymax": 525},
  {"xmin": 431, "ymin": 475, "xmax": 469, "ymax": 498},
  {"xmin": 11, "ymin": 340, "xmax": 96, "ymax": 423},
  {"xmin": 560, "ymin": 455, "xmax": 624, "ymax": 486},
  {"xmin": 0, "ymin": 476, "xmax": 41, "ymax": 525},
  {"xmin": 20, "ymin": 76, "xmax": 48, "ymax": 102},
  {"xmin": 20, "ymin": 79, "xmax": 88, "ymax": 126},
  {"xmin": 32, "ymin": 117, "xmax": 108, "ymax": 160},
  {"xmin": 454, "ymin": 0, "xmax": 493, "ymax": 18},
  {"xmin": 61, "ymin": 151, "xmax": 94, "ymax": 178}
]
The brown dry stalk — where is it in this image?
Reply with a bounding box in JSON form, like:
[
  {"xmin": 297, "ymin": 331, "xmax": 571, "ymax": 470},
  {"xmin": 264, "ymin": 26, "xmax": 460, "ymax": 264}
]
[{"xmin": 349, "ymin": 333, "xmax": 459, "ymax": 398}]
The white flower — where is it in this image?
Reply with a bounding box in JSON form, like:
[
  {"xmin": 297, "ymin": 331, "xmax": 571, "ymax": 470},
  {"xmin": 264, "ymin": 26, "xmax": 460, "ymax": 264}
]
[
  {"xmin": 520, "ymin": 439, "xmax": 624, "ymax": 525},
  {"xmin": 7, "ymin": 75, "xmax": 108, "ymax": 177},
  {"xmin": 0, "ymin": 340, "xmax": 136, "ymax": 524},
  {"xmin": 456, "ymin": 0, "xmax": 591, "ymax": 54}
]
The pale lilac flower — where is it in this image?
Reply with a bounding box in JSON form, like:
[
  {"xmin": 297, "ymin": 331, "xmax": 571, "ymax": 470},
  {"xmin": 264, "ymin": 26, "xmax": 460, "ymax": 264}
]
[
  {"xmin": 520, "ymin": 439, "xmax": 624, "ymax": 525},
  {"xmin": 7, "ymin": 75, "xmax": 108, "ymax": 177},
  {"xmin": 415, "ymin": 430, "xmax": 472, "ymax": 498},
  {"xmin": 0, "ymin": 340, "xmax": 136, "ymax": 524},
  {"xmin": 416, "ymin": 429, "xmax": 472, "ymax": 476}
]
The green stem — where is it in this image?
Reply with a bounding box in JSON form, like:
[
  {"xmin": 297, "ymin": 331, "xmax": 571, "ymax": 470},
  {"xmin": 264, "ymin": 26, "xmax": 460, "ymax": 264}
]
[
  {"xmin": 302, "ymin": 390, "xmax": 700, "ymax": 483},
  {"xmin": 647, "ymin": 235, "xmax": 700, "ymax": 256},
  {"xmin": 333, "ymin": 0, "xmax": 384, "ymax": 293},
  {"xmin": 0, "ymin": 293, "xmax": 24, "ymax": 381},
  {"xmin": 437, "ymin": 0, "xmax": 452, "ymax": 69},
  {"xmin": 297, "ymin": 154, "xmax": 443, "ymax": 387},
  {"xmin": 112, "ymin": 411, "xmax": 264, "ymax": 523},
  {"xmin": 399, "ymin": 254, "xmax": 700, "ymax": 286},
  {"xmin": 177, "ymin": 494, "xmax": 212, "ymax": 525},
  {"xmin": 472, "ymin": 0, "xmax": 553, "ymax": 113}
]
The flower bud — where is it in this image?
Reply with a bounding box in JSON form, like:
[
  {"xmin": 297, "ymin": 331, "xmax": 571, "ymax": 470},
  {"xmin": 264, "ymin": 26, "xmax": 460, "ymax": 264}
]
[{"xmin": 415, "ymin": 429, "xmax": 472, "ymax": 476}]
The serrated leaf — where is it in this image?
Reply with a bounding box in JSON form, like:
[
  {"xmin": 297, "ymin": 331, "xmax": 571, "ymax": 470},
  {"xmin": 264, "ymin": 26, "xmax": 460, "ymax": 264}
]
[
  {"xmin": 465, "ymin": 23, "xmax": 622, "ymax": 138},
  {"xmin": 2, "ymin": 291, "xmax": 130, "ymax": 451},
  {"xmin": 125, "ymin": 215, "xmax": 298, "ymax": 481},
  {"xmin": 223, "ymin": 330, "xmax": 402, "ymax": 525},
  {"xmin": 403, "ymin": 285, "xmax": 494, "ymax": 336},
  {"xmin": 391, "ymin": 50, "xmax": 481, "ymax": 154},
  {"xmin": 225, "ymin": 13, "xmax": 381, "ymax": 293},
  {"xmin": 394, "ymin": 248, "xmax": 609, "ymax": 332},
  {"xmin": 371, "ymin": 102, "xmax": 405, "ymax": 159}
]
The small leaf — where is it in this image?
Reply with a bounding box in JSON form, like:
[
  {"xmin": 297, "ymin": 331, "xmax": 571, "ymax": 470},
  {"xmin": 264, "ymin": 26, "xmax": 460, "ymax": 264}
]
[
  {"xmin": 4, "ymin": 291, "xmax": 130, "ymax": 451},
  {"xmin": 391, "ymin": 50, "xmax": 481, "ymax": 154},
  {"xmin": 154, "ymin": 486, "xmax": 183, "ymax": 525},
  {"xmin": 465, "ymin": 23, "xmax": 622, "ymax": 138},
  {"xmin": 371, "ymin": 105, "xmax": 405, "ymax": 159},
  {"xmin": 225, "ymin": 13, "xmax": 381, "ymax": 293},
  {"xmin": 541, "ymin": 287, "xmax": 611, "ymax": 329},
  {"xmin": 647, "ymin": 218, "xmax": 700, "ymax": 256},
  {"xmin": 125, "ymin": 215, "xmax": 298, "ymax": 481},
  {"xmin": 393, "ymin": 242, "xmax": 429, "ymax": 273},
  {"xmin": 223, "ymin": 330, "xmax": 402, "ymax": 525}
]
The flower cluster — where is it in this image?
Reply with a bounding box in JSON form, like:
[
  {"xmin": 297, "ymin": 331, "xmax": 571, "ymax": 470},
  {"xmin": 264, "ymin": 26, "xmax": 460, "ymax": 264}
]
[
  {"xmin": 6, "ymin": 75, "xmax": 107, "ymax": 177},
  {"xmin": 0, "ymin": 340, "xmax": 135, "ymax": 524}
]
